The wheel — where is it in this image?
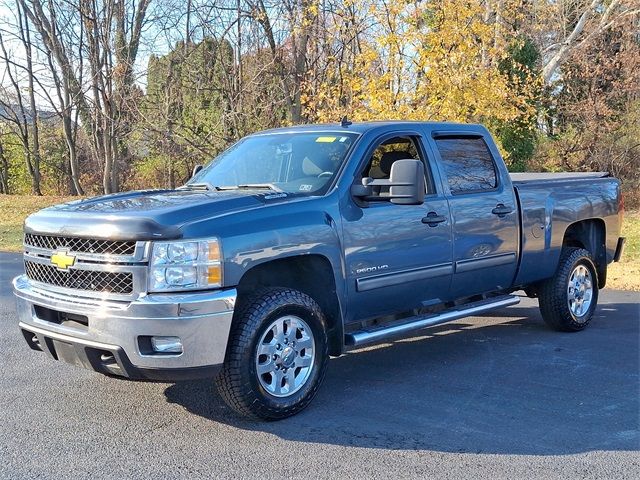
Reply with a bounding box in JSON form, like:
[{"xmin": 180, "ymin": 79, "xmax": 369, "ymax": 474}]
[
  {"xmin": 215, "ymin": 287, "xmax": 329, "ymax": 420},
  {"xmin": 538, "ymin": 247, "xmax": 599, "ymax": 332}
]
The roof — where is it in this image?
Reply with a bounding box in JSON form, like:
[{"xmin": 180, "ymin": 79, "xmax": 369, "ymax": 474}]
[{"xmin": 252, "ymin": 121, "xmax": 484, "ymax": 136}]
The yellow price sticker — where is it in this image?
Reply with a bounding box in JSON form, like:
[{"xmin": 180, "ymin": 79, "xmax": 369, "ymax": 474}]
[{"xmin": 315, "ymin": 136, "xmax": 337, "ymax": 143}]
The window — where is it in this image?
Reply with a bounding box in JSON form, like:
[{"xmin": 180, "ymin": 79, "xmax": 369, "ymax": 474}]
[
  {"xmin": 360, "ymin": 136, "xmax": 434, "ymax": 195},
  {"xmin": 192, "ymin": 132, "xmax": 358, "ymax": 195},
  {"xmin": 365, "ymin": 137, "xmax": 419, "ymax": 179},
  {"xmin": 435, "ymin": 137, "xmax": 497, "ymax": 194}
]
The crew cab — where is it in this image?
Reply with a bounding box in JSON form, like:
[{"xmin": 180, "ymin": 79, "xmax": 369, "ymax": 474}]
[{"xmin": 13, "ymin": 121, "xmax": 625, "ymax": 419}]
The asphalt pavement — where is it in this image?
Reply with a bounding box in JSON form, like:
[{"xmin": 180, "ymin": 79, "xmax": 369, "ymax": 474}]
[{"xmin": 0, "ymin": 251, "xmax": 638, "ymax": 479}]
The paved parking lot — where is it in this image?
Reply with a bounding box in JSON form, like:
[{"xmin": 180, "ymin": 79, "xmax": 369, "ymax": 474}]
[{"xmin": 1, "ymin": 252, "xmax": 638, "ymax": 479}]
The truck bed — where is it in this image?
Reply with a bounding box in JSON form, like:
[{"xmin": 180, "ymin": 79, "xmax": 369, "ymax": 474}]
[{"xmin": 511, "ymin": 171, "xmax": 620, "ymax": 288}]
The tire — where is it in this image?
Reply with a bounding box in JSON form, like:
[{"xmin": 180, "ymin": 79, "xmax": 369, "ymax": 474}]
[
  {"xmin": 215, "ymin": 287, "xmax": 329, "ymax": 420},
  {"xmin": 538, "ymin": 247, "xmax": 599, "ymax": 332}
]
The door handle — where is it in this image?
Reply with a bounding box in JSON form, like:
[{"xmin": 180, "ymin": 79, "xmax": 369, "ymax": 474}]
[
  {"xmin": 491, "ymin": 204, "xmax": 513, "ymax": 217},
  {"xmin": 422, "ymin": 212, "xmax": 446, "ymax": 226}
]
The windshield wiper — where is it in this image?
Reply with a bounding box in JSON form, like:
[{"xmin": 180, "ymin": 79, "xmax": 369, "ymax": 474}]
[{"xmin": 219, "ymin": 183, "xmax": 283, "ymax": 192}]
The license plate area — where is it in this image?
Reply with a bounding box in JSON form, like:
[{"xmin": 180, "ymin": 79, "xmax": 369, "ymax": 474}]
[{"xmin": 33, "ymin": 304, "xmax": 89, "ymax": 330}]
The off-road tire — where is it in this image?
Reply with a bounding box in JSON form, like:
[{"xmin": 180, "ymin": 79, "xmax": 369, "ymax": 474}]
[
  {"xmin": 538, "ymin": 247, "xmax": 599, "ymax": 332},
  {"xmin": 215, "ymin": 287, "xmax": 329, "ymax": 420}
]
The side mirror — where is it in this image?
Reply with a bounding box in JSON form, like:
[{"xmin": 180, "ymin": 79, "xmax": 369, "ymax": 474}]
[
  {"xmin": 351, "ymin": 159, "xmax": 425, "ymax": 205},
  {"xmin": 389, "ymin": 159, "xmax": 425, "ymax": 205},
  {"xmin": 192, "ymin": 164, "xmax": 203, "ymax": 178}
]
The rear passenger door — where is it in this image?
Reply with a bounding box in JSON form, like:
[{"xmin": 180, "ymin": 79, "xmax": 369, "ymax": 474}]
[{"xmin": 429, "ymin": 132, "xmax": 518, "ymax": 299}]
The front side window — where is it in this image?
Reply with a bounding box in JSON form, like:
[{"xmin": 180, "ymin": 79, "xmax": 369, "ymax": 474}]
[
  {"xmin": 435, "ymin": 137, "xmax": 497, "ymax": 194},
  {"xmin": 190, "ymin": 132, "xmax": 358, "ymax": 195},
  {"xmin": 360, "ymin": 136, "xmax": 434, "ymax": 196}
]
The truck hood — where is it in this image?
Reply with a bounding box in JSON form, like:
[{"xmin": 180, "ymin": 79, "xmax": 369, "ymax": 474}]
[{"xmin": 24, "ymin": 188, "xmax": 294, "ymax": 240}]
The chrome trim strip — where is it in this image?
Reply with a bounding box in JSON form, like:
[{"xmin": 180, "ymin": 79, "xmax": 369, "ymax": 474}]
[
  {"xmin": 356, "ymin": 263, "xmax": 453, "ymax": 292},
  {"xmin": 24, "ymin": 284, "xmax": 131, "ymax": 310},
  {"xmin": 345, "ymin": 295, "xmax": 520, "ymax": 346},
  {"xmin": 20, "ymin": 322, "xmax": 119, "ymax": 351},
  {"xmin": 455, "ymin": 252, "xmax": 517, "ymax": 273}
]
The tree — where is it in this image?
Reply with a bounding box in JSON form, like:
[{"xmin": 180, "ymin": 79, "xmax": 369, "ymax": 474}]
[
  {"xmin": 531, "ymin": 0, "xmax": 639, "ymax": 84},
  {"xmin": 21, "ymin": 0, "xmax": 152, "ymax": 193},
  {"xmin": 0, "ymin": 4, "xmax": 43, "ymax": 195},
  {"xmin": 305, "ymin": 1, "xmax": 537, "ymax": 145}
]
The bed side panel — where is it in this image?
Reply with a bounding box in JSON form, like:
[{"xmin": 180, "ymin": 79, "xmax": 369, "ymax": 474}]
[{"xmin": 513, "ymin": 178, "xmax": 620, "ymax": 287}]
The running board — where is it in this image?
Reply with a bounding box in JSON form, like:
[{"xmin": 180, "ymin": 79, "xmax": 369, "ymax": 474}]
[{"xmin": 345, "ymin": 295, "xmax": 520, "ymax": 347}]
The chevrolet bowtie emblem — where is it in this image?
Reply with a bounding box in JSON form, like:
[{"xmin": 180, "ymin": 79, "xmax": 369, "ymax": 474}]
[{"xmin": 50, "ymin": 251, "xmax": 76, "ymax": 270}]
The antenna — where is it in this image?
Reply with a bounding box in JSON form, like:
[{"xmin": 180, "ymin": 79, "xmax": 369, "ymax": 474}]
[{"xmin": 340, "ymin": 116, "xmax": 352, "ymax": 127}]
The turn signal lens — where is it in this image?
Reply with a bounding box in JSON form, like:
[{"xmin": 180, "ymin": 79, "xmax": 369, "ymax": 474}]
[
  {"xmin": 208, "ymin": 241, "xmax": 221, "ymax": 261},
  {"xmin": 207, "ymin": 265, "xmax": 222, "ymax": 284}
]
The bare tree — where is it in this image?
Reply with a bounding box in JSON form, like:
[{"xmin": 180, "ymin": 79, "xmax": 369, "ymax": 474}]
[
  {"xmin": 541, "ymin": 0, "xmax": 639, "ymax": 83},
  {"xmin": 21, "ymin": 0, "xmax": 152, "ymax": 193},
  {"xmin": 0, "ymin": 24, "xmax": 42, "ymax": 195},
  {"xmin": 0, "ymin": 133, "xmax": 9, "ymax": 193}
]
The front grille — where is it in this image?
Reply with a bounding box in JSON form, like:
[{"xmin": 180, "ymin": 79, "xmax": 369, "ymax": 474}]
[
  {"xmin": 24, "ymin": 234, "xmax": 136, "ymax": 256},
  {"xmin": 25, "ymin": 260, "xmax": 134, "ymax": 294}
]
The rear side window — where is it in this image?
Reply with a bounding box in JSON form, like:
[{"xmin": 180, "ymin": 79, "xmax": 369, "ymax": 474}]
[{"xmin": 435, "ymin": 137, "xmax": 497, "ymax": 194}]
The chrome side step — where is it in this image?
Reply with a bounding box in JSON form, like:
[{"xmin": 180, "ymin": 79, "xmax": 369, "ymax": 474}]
[{"xmin": 345, "ymin": 295, "xmax": 520, "ymax": 347}]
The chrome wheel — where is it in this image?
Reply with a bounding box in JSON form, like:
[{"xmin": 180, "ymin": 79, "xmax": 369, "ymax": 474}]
[
  {"xmin": 255, "ymin": 315, "xmax": 315, "ymax": 397},
  {"xmin": 567, "ymin": 264, "xmax": 593, "ymax": 320}
]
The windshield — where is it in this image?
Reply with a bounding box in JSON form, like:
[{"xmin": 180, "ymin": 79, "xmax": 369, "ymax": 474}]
[{"xmin": 188, "ymin": 132, "xmax": 358, "ymax": 195}]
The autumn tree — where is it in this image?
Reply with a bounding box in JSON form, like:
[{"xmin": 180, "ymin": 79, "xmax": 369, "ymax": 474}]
[{"xmin": 304, "ymin": 0, "xmax": 539, "ymax": 165}]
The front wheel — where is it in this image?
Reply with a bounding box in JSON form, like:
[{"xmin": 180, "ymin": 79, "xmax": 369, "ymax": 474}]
[
  {"xmin": 538, "ymin": 247, "xmax": 599, "ymax": 332},
  {"xmin": 215, "ymin": 287, "xmax": 329, "ymax": 420}
]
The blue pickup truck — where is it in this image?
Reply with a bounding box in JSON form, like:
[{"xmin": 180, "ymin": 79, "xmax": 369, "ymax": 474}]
[{"xmin": 13, "ymin": 121, "xmax": 625, "ymax": 419}]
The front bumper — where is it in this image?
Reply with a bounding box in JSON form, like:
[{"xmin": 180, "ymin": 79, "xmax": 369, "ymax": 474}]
[{"xmin": 13, "ymin": 275, "xmax": 236, "ymax": 381}]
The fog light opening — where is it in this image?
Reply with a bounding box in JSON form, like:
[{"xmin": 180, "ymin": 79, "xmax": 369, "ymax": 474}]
[{"xmin": 150, "ymin": 336, "xmax": 183, "ymax": 354}]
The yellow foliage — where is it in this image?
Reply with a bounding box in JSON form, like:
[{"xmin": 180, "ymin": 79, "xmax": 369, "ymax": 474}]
[{"xmin": 304, "ymin": 0, "xmax": 537, "ymax": 128}]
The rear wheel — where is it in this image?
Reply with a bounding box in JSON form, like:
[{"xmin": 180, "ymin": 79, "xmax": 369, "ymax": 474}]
[
  {"xmin": 538, "ymin": 247, "xmax": 599, "ymax": 332},
  {"xmin": 215, "ymin": 287, "xmax": 329, "ymax": 420}
]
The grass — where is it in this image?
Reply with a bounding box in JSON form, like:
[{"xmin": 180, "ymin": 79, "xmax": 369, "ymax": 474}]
[
  {"xmin": 1, "ymin": 194, "xmax": 639, "ymax": 290},
  {"xmin": 607, "ymin": 211, "xmax": 640, "ymax": 291},
  {"xmin": 0, "ymin": 195, "xmax": 78, "ymax": 252}
]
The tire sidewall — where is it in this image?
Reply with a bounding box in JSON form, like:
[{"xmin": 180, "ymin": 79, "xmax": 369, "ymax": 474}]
[
  {"xmin": 562, "ymin": 253, "xmax": 599, "ymax": 327},
  {"xmin": 238, "ymin": 292, "xmax": 328, "ymax": 414}
]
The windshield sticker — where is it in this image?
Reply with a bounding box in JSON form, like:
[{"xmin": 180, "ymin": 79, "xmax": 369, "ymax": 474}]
[
  {"xmin": 315, "ymin": 136, "xmax": 336, "ymax": 143},
  {"xmin": 299, "ymin": 184, "xmax": 313, "ymax": 192}
]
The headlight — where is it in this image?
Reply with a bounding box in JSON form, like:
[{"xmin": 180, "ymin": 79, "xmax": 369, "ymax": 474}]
[{"xmin": 149, "ymin": 238, "xmax": 222, "ymax": 292}]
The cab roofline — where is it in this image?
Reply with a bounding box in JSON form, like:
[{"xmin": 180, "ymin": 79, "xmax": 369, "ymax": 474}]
[{"xmin": 249, "ymin": 121, "xmax": 484, "ymax": 137}]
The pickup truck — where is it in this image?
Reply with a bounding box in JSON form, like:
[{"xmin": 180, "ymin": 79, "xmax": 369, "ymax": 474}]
[{"xmin": 13, "ymin": 121, "xmax": 625, "ymax": 419}]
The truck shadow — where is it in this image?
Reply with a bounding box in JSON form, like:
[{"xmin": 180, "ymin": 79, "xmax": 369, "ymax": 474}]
[{"xmin": 164, "ymin": 300, "xmax": 640, "ymax": 455}]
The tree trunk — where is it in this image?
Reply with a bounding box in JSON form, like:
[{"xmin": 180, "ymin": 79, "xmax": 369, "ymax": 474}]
[
  {"xmin": 19, "ymin": 2, "xmax": 42, "ymax": 195},
  {"xmin": 0, "ymin": 140, "xmax": 9, "ymax": 194}
]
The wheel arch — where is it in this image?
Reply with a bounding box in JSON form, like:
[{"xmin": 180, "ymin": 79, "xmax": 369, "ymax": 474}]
[
  {"xmin": 236, "ymin": 254, "xmax": 344, "ymax": 356},
  {"xmin": 562, "ymin": 218, "xmax": 607, "ymax": 288}
]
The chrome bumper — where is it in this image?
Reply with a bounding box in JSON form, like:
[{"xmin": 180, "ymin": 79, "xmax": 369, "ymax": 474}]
[{"xmin": 12, "ymin": 275, "xmax": 236, "ymax": 380}]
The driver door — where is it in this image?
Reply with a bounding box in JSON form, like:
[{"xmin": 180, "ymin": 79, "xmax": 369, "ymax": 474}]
[{"xmin": 341, "ymin": 132, "xmax": 453, "ymax": 322}]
